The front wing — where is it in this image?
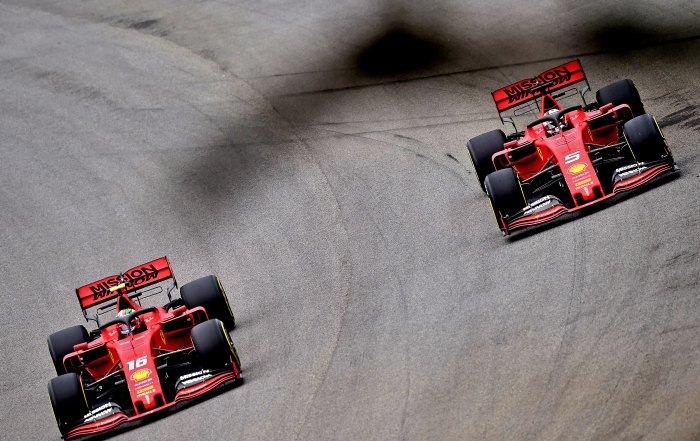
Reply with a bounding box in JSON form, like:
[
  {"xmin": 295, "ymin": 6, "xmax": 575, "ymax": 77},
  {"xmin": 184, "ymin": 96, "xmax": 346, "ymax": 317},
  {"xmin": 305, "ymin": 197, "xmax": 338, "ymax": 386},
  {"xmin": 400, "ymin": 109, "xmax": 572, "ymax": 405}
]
[
  {"xmin": 500, "ymin": 162, "xmax": 678, "ymax": 235},
  {"xmin": 64, "ymin": 366, "xmax": 240, "ymax": 440}
]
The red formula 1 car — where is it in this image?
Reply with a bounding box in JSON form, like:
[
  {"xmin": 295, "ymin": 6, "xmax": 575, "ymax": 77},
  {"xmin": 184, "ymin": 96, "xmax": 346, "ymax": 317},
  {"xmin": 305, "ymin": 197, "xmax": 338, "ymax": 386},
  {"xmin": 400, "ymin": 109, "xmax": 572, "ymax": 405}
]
[
  {"xmin": 466, "ymin": 59, "xmax": 678, "ymax": 235},
  {"xmin": 46, "ymin": 257, "xmax": 241, "ymax": 439}
]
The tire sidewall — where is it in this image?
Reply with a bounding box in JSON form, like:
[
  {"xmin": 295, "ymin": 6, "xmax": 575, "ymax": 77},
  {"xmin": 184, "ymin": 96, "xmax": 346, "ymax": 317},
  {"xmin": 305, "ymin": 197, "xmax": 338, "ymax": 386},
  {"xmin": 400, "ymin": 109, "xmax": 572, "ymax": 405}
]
[
  {"xmin": 623, "ymin": 114, "xmax": 669, "ymax": 162},
  {"xmin": 47, "ymin": 325, "xmax": 89, "ymax": 375},
  {"xmin": 191, "ymin": 319, "xmax": 236, "ymax": 370},
  {"xmin": 180, "ymin": 275, "xmax": 235, "ymax": 329},
  {"xmin": 467, "ymin": 130, "xmax": 507, "ymax": 191},
  {"xmin": 484, "ymin": 168, "xmax": 526, "ymax": 220}
]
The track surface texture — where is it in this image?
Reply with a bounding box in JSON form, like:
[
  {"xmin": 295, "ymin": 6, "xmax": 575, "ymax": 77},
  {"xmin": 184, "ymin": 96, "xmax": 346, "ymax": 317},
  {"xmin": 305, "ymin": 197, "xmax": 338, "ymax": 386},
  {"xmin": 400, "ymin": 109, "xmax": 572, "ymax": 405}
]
[{"xmin": 1, "ymin": 1, "xmax": 700, "ymax": 440}]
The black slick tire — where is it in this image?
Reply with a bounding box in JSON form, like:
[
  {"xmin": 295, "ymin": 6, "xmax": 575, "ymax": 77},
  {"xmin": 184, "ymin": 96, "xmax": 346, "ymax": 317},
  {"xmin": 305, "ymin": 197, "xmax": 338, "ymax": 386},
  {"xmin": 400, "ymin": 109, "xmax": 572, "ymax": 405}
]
[
  {"xmin": 484, "ymin": 168, "xmax": 526, "ymax": 224},
  {"xmin": 180, "ymin": 275, "xmax": 235, "ymax": 329},
  {"xmin": 47, "ymin": 325, "xmax": 89, "ymax": 375},
  {"xmin": 623, "ymin": 114, "xmax": 671, "ymax": 163},
  {"xmin": 48, "ymin": 373, "xmax": 89, "ymax": 435},
  {"xmin": 596, "ymin": 79, "xmax": 645, "ymax": 117},
  {"xmin": 191, "ymin": 319, "xmax": 241, "ymax": 371},
  {"xmin": 467, "ymin": 129, "xmax": 507, "ymax": 192}
]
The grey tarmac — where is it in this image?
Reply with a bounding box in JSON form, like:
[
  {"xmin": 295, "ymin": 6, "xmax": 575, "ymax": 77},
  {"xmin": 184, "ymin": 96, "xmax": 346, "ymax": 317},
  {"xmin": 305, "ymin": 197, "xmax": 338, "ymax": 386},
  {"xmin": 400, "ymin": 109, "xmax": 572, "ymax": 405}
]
[{"xmin": 1, "ymin": 1, "xmax": 700, "ymax": 440}]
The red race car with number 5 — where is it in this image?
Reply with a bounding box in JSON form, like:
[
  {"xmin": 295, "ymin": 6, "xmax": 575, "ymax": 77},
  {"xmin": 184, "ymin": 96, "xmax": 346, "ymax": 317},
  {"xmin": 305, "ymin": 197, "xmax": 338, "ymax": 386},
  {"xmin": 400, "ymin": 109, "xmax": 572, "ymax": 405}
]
[
  {"xmin": 467, "ymin": 59, "xmax": 678, "ymax": 235},
  {"xmin": 46, "ymin": 257, "xmax": 242, "ymax": 439}
]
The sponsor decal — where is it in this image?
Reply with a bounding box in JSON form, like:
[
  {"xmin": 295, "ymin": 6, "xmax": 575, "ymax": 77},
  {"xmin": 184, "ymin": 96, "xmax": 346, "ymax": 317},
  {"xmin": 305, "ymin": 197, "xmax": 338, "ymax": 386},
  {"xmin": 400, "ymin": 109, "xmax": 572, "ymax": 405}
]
[
  {"xmin": 182, "ymin": 374, "xmax": 212, "ymax": 386},
  {"xmin": 87, "ymin": 264, "xmax": 160, "ymax": 302},
  {"xmin": 181, "ymin": 383, "xmax": 208, "ymax": 395},
  {"xmin": 180, "ymin": 369, "xmax": 210, "ymax": 381},
  {"xmin": 96, "ymin": 416, "xmax": 121, "ymax": 427},
  {"xmin": 136, "ymin": 384, "xmax": 156, "ymax": 398},
  {"xmin": 136, "ymin": 385, "xmax": 154, "ymax": 395},
  {"xmin": 568, "ymin": 163, "xmax": 587, "ymax": 174},
  {"xmin": 575, "ymin": 178, "xmax": 592, "ymax": 187},
  {"xmin": 107, "ymin": 349, "xmax": 114, "ymax": 364},
  {"xmin": 136, "ymin": 389, "xmax": 154, "ymax": 398},
  {"xmin": 615, "ymin": 164, "xmax": 640, "ymax": 173},
  {"xmin": 522, "ymin": 197, "xmax": 553, "ymax": 216},
  {"xmin": 587, "ymin": 127, "xmax": 594, "ymax": 142},
  {"xmin": 83, "ymin": 404, "xmax": 116, "ymax": 423},
  {"xmin": 502, "ymin": 66, "xmax": 573, "ymax": 104},
  {"xmin": 529, "ymin": 196, "xmax": 550, "ymax": 206},
  {"xmin": 84, "ymin": 404, "xmax": 111, "ymax": 419},
  {"xmin": 130, "ymin": 369, "xmax": 151, "ymax": 381},
  {"xmin": 536, "ymin": 146, "xmax": 543, "ymax": 160},
  {"xmin": 134, "ymin": 377, "xmax": 152, "ymax": 388},
  {"xmin": 618, "ymin": 169, "xmax": 641, "ymax": 178},
  {"xmin": 160, "ymin": 330, "xmax": 166, "ymax": 345}
]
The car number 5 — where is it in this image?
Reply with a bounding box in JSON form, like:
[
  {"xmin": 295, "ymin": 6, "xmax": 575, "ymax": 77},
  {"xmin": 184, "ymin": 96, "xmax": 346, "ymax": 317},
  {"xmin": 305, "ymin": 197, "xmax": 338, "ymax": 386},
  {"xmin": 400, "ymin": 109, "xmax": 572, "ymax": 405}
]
[{"xmin": 564, "ymin": 151, "xmax": 580, "ymax": 164}]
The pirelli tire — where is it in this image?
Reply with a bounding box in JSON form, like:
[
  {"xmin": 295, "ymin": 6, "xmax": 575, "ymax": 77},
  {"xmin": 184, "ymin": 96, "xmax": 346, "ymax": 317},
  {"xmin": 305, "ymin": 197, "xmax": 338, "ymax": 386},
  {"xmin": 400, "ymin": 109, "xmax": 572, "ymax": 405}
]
[
  {"xmin": 180, "ymin": 275, "xmax": 235, "ymax": 329},
  {"xmin": 484, "ymin": 168, "xmax": 526, "ymax": 224},
  {"xmin": 47, "ymin": 325, "xmax": 90, "ymax": 375},
  {"xmin": 596, "ymin": 79, "xmax": 645, "ymax": 118},
  {"xmin": 623, "ymin": 114, "xmax": 672, "ymax": 163},
  {"xmin": 191, "ymin": 319, "xmax": 241, "ymax": 371},
  {"xmin": 467, "ymin": 129, "xmax": 507, "ymax": 192},
  {"xmin": 48, "ymin": 373, "xmax": 89, "ymax": 435}
]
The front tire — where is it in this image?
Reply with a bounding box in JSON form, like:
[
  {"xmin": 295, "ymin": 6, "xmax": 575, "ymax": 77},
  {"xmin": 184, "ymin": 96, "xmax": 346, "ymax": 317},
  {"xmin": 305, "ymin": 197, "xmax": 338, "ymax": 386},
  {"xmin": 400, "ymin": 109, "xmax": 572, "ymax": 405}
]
[
  {"xmin": 191, "ymin": 319, "xmax": 241, "ymax": 371},
  {"xmin": 467, "ymin": 129, "xmax": 507, "ymax": 192},
  {"xmin": 47, "ymin": 325, "xmax": 89, "ymax": 375},
  {"xmin": 484, "ymin": 168, "xmax": 526, "ymax": 225},
  {"xmin": 48, "ymin": 373, "xmax": 89, "ymax": 435},
  {"xmin": 623, "ymin": 114, "xmax": 671, "ymax": 163},
  {"xmin": 596, "ymin": 79, "xmax": 645, "ymax": 117},
  {"xmin": 180, "ymin": 275, "xmax": 235, "ymax": 329}
]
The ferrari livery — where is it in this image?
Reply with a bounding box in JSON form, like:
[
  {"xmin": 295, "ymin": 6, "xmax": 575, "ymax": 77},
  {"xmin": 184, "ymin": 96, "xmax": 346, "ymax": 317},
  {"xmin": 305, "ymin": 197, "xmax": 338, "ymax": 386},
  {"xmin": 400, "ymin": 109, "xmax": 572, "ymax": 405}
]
[
  {"xmin": 467, "ymin": 59, "xmax": 678, "ymax": 235},
  {"xmin": 46, "ymin": 257, "xmax": 241, "ymax": 439}
]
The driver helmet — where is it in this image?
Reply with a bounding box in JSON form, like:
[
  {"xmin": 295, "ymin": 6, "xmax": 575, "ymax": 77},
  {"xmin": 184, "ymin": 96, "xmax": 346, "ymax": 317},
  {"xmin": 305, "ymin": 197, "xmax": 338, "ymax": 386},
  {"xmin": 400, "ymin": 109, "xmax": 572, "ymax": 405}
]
[
  {"xmin": 116, "ymin": 308, "xmax": 142, "ymax": 335},
  {"xmin": 544, "ymin": 109, "xmax": 559, "ymax": 136}
]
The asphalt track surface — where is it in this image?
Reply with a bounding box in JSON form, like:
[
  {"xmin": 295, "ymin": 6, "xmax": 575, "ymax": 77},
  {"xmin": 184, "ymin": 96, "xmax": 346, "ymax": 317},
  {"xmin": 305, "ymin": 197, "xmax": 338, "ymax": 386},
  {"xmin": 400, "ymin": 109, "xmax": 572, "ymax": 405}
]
[{"xmin": 1, "ymin": 1, "xmax": 700, "ymax": 440}]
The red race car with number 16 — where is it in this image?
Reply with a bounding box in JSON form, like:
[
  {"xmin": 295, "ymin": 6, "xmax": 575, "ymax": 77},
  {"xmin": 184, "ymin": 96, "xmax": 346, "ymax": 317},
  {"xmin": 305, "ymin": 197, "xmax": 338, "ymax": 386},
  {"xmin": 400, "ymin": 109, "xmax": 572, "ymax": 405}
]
[
  {"xmin": 46, "ymin": 257, "xmax": 241, "ymax": 439},
  {"xmin": 467, "ymin": 59, "xmax": 678, "ymax": 235}
]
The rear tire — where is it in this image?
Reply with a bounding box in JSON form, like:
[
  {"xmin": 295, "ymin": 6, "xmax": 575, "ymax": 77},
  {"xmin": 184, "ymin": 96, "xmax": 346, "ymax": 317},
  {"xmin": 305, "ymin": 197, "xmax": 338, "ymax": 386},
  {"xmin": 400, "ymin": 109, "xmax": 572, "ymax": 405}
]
[
  {"xmin": 180, "ymin": 275, "xmax": 235, "ymax": 329},
  {"xmin": 484, "ymin": 168, "xmax": 526, "ymax": 223},
  {"xmin": 596, "ymin": 79, "xmax": 645, "ymax": 117},
  {"xmin": 47, "ymin": 325, "xmax": 89, "ymax": 375},
  {"xmin": 48, "ymin": 373, "xmax": 89, "ymax": 434},
  {"xmin": 467, "ymin": 130, "xmax": 507, "ymax": 192},
  {"xmin": 191, "ymin": 319, "xmax": 241, "ymax": 371},
  {"xmin": 623, "ymin": 114, "xmax": 671, "ymax": 163}
]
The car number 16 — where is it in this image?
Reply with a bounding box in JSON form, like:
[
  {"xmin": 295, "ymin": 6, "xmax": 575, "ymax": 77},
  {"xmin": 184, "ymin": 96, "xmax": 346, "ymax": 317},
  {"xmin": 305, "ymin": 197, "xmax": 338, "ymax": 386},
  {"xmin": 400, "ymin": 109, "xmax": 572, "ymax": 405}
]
[{"xmin": 126, "ymin": 356, "xmax": 147, "ymax": 371}]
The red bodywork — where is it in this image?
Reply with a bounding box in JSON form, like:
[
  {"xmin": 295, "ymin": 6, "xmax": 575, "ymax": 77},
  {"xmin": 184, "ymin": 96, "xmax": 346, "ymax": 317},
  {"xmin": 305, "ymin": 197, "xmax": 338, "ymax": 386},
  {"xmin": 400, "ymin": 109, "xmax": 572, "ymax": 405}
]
[
  {"xmin": 61, "ymin": 258, "xmax": 240, "ymax": 439},
  {"xmin": 487, "ymin": 60, "xmax": 676, "ymax": 234}
]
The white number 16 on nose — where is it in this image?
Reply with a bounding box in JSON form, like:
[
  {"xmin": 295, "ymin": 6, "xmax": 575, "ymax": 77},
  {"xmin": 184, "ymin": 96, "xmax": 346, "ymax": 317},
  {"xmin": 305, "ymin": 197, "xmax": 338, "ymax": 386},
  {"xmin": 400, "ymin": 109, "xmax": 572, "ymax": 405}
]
[{"xmin": 127, "ymin": 356, "xmax": 147, "ymax": 370}]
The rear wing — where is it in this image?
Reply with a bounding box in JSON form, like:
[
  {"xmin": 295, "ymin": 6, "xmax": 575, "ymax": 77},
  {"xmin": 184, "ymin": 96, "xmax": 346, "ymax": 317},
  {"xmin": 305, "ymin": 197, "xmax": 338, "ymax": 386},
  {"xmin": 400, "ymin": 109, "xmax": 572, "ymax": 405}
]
[
  {"xmin": 76, "ymin": 257, "xmax": 176, "ymax": 310},
  {"xmin": 492, "ymin": 59, "xmax": 589, "ymax": 114}
]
